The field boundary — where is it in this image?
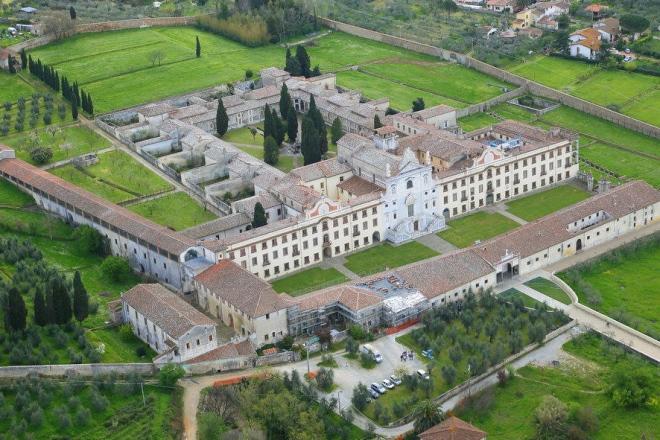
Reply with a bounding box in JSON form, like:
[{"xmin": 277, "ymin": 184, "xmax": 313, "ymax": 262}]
[{"xmin": 319, "ymin": 17, "xmax": 660, "ymax": 139}]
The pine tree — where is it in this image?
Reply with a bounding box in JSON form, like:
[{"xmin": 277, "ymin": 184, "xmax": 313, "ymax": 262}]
[
  {"xmin": 295, "ymin": 45, "xmax": 311, "ymax": 77},
  {"xmin": 301, "ymin": 116, "xmax": 321, "ymax": 165},
  {"xmin": 4, "ymin": 287, "xmax": 26, "ymax": 332},
  {"xmin": 71, "ymin": 101, "xmax": 78, "ymax": 120},
  {"xmin": 331, "ymin": 117, "xmax": 343, "ymax": 144},
  {"xmin": 263, "ymin": 135, "xmax": 279, "ymax": 165},
  {"xmin": 374, "ymin": 114, "xmax": 383, "ymax": 129},
  {"xmin": 195, "ymin": 36, "xmax": 201, "ymax": 58},
  {"xmin": 216, "ymin": 98, "xmax": 228, "ymax": 136},
  {"xmin": 286, "ymin": 101, "xmax": 298, "ymax": 143},
  {"xmin": 72, "ymin": 271, "xmax": 89, "ymax": 323},
  {"xmin": 34, "ymin": 289, "xmax": 47, "ymax": 326},
  {"xmin": 252, "ymin": 202, "xmax": 267, "ymax": 228},
  {"xmin": 279, "ymin": 83, "xmax": 290, "ymax": 119}
]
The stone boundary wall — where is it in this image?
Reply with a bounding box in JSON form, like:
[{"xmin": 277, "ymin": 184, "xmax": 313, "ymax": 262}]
[
  {"xmin": 456, "ymin": 87, "xmax": 526, "ymax": 118},
  {"xmin": 0, "ymin": 363, "xmax": 155, "ymax": 378},
  {"xmin": 319, "ymin": 17, "xmax": 660, "ymax": 139}
]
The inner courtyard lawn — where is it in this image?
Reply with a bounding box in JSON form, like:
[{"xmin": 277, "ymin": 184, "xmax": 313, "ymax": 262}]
[
  {"xmin": 523, "ymin": 277, "xmax": 571, "ymax": 305},
  {"xmin": 343, "ymin": 242, "xmax": 438, "ymax": 276},
  {"xmin": 456, "ymin": 332, "xmax": 660, "ymax": 440},
  {"xmin": 2, "ymin": 124, "xmax": 111, "ymax": 165},
  {"xmin": 505, "ymin": 185, "xmax": 591, "ymax": 221},
  {"xmin": 222, "ymin": 126, "xmax": 263, "ymax": 146},
  {"xmin": 498, "ymin": 288, "xmax": 546, "ymax": 309},
  {"xmin": 558, "ymin": 234, "xmax": 660, "ymax": 339},
  {"xmin": 458, "ymin": 112, "xmax": 499, "ymax": 132},
  {"xmin": 234, "ymin": 144, "xmax": 297, "ymax": 173},
  {"xmin": 437, "ymin": 211, "xmax": 519, "ymax": 248},
  {"xmin": 271, "ymin": 267, "xmax": 348, "ymax": 296},
  {"xmin": 127, "ymin": 191, "xmax": 216, "ymax": 231}
]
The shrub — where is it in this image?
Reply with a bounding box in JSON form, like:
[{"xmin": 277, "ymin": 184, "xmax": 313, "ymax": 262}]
[
  {"xmin": 74, "ymin": 225, "xmax": 107, "ymax": 256},
  {"xmin": 101, "ymin": 256, "xmax": 132, "ymax": 282},
  {"xmin": 29, "ymin": 147, "xmax": 53, "ymax": 164},
  {"xmin": 316, "ymin": 367, "xmax": 334, "ymax": 391},
  {"xmin": 159, "ymin": 363, "xmax": 185, "ymax": 386},
  {"xmin": 609, "ymin": 368, "xmax": 652, "ymax": 408},
  {"xmin": 351, "ymin": 383, "xmax": 370, "ymax": 411},
  {"xmin": 90, "ymin": 388, "xmax": 109, "ymax": 412},
  {"xmin": 135, "ymin": 346, "xmax": 147, "ymax": 357},
  {"xmin": 75, "ymin": 407, "xmax": 91, "ymax": 427}
]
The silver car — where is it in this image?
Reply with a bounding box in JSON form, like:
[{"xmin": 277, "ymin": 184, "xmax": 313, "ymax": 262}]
[
  {"xmin": 382, "ymin": 379, "xmax": 394, "ymax": 389},
  {"xmin": 390, "ymin": 375, "xmax": 402, "ymax": 386}
]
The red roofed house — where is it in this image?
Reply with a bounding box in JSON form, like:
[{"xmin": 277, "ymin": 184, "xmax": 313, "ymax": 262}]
[
  {"xmin": 486, "ymin": 0, "xmax": 516, "ymax": 13},
  {"xmin": 584, "ymin": 3, "xmax": 607, "ymax": 19},
  {"xmin": 569, "ymin": 27, "xmax": 602, "ymax": 60},
  {"xmin": 419, "ymin": 416, "xmax": 487, "ymax": 440}
]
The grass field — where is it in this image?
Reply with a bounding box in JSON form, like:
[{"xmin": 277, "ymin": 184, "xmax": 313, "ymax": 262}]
[
  {"xmin": 458, "ymin": 112, "xmax": 499, "ymax": 132},
  {"xmin": 51, "ymin": 150, "xmax": 172, "ymax": 203},
  {"xmin": 128, "ymin": 191, "xmax": 216, "ymax": 231},
  {"xmin": 580, "ymin": 141, "xmax": 660, "ymax": 187},
  {"xmin": 437, "ymin": 211, "xmax": 519, "ymax": 248},
  {"xmin": 234, "ymin": 144, "xmax": 297, "ymax": 173},
  {"xmin": 0, "ymin": 71, "xmax": 36, "ymax": 103},
  {"xmin": 0, "ymin": 178, "xmax": 33, "ymax": 207},
  {"xmin": 499, "ymin": 288, "xmax": 546, "ymax": 309},
  {"xmin": 508, "ymin": 56, "xmax": 598, "ymax": 90},
  {"xmin": 457, "ymin": 332, "xmax": 660, "ymax": 440},
  {"xmin": 343, "ymin": 242, "xmax": 438, "ymax": 276},
  {"xmin": 222, "ymin": 126, "xmax": 263, "ymax": 146},
  {"xmin": 558, "ymin": 236, "xmax": 660, "ymax": 338},
  {"xmin": 524, "ymin": 277, "xmax": 571, "ymax": 305},
  {"xmin": 271, "ymin": 267, "xmax": 348, "ymax": 296},
  {"xmin": 2, "ymin": 125, "xmax": 110, "ymax": 165},
  {"xmin": 506, "ymin": 185, "xmax": 591, "ymax": 221}
]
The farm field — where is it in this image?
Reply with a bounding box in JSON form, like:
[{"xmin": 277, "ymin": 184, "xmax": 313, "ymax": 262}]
[
  {"xmin": 51, "ymin": 150, "xmax": 172, "ymax": 203},
  {"xmin": 505, "ymin": 185, "xmax": 591, "ymax": 221},
  {"xmin": 27, "ymin": 27, "xmax": 510, "ymax": 114},
  {"xmin": 271, "ymin": 267, "xmax": 348, "ymax": 296},
  {"xmin": 559, "ymin": 235, "xmax": 660, "ymax": 339},
  {"xmin": 2, "ymin": 125, "xmax": 110, "ymax": 165},
  {"xmin": 457, "ymin": 332, "xmax": 660, "ymax": 440},
  {"xmin": 127, "ymin": 191, "xmax": 216, "ymax": 231},
  {"xmin": 580, "ymin": 141, "xmax": 660, "ymax": 187},
  {"xmin": 437, "ymin": 211, "xmax": 519, "ymax": 248},
  {"xmin": 343, "ymin": 242, "xmax": 438, "ymax": 275}
]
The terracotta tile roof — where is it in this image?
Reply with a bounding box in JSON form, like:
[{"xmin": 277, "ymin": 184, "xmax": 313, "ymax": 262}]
[
  {"xmin": 243, "ymin": 85, "xmax": 280, "ymax": 101},
  {"xmin": 122, "ymin": 284, "xmax": 216, "ymax": 339},
  {"xmin": 184, "ymin": 339, "xmax": 256, "ymax": 364},
  {"xmin": 290, "ymin": 158, "xmax": 352, "ymax": 182},
  {"xmin": 487, "ymin": 0, "xmax": 515, "ymax": 6},
  {"xmin": 473, "ymin": 181, "xmax": 660, "ymax": 266},
  {"xmin": 571, "ymin": 27, "xmax": 602, "ymax": 51},
  {"xmin": 0, "ymin": 158, "xmax": 196, "ymax": 255},
  {"xmin": 584, "ymin": 3, "xmax": 606, "ymax": 12},
  {"xmin": 398, "ymin": 132, "xmax": 484, "ymax": 162},
  {"xmin": 295, "ymin": 285, "xmax": 383, "ymax": 311},
  {"xmin": 419, "ymin": 416, "xmax": 486, "ymax": 440},
  {"xmin": 181, "ymin": 213, "xmax": 251, "ymax": 239},
  {"xmin": 594, "ymin": 17, "xmax": 620, "ymax": 36},
  {"xmin": 374, "ymin": 126, "xmax": 398, "ymax": 136},
  {"xmin": 337, "ymin": 175, "xmax": 384, "ymax": 196},
  {"xmin": 195, "ymin": 260, "xmax": 293, "ymax": 318},
  {"xmin": 414, "ymin": 105, "xmax": 456, "ymax": 120}
]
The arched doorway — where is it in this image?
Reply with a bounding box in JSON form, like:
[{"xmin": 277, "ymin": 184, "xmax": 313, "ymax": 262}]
[
  {"xmin": 413, "ymin": 220, "xmax": 419, "ymax": 231},
  {"xmin": 372, "ymin": 231, "xmax": 381, "ymax": 242},
  {"xmin": 486, "ymin": 193, "xmax": 494, "ymax": 205},
  {"xmin": 442, "ymin": 208, "xmax": 450, "ymax": 222},
  {"xmin": 576, "ymin": 239, "xmax": 583, "ymax": 252},
  {"xmin": 140, "ymin": 264, "xmax": 145, "ymax": 273}
]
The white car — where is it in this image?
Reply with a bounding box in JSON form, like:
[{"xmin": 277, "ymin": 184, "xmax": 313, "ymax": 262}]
[
  {"xmin": 382, "ymin": 379, "xmax": 395, "ymax": 389},
  {"xmin": 417, "ymin": 369, "xmax": 430, "ymax": 380},
  {"xmin": 371, "ymin": 382, "xmax": 387, "ymax": 394},
  {"xmin": 390, "ymin": 375, "xmax": 402, "ymax": 386}
]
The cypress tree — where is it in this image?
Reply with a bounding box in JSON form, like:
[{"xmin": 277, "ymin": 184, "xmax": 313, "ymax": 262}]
[
  {"xmin": 295, "ymin": 45, "xmax": 311, "ymax": 77},
  {"xmin": 69, "ymin": 6, "xmax": 77, "ymax": 19},
  {"xmin": 374, "ymin": 114, "xmax": 383, "ymax": 129},
  {"xmin": 263, "ymin": 105, "xmax": 272, "ymax": 140},
  {"xmin": 331, "ymin": 117, "xmax": 343, "ymax": 144},
  {"xmin": 263, "ymin": 135, "xmax": 279, "ymax": 165},
  {"xmin": 28, "ymin": 55, "xmax": 34, "ymax": 74},
  {"xmin": 52, "ymin": 276, "xmax": 72, "ymax": 325},
  {"xmin": 45, "ymin": 280, "xmax": 56, "ymax": 325},
  {"xmin": 71, "ymin": 101, "xmax": 78, "ymax": 120},
  {"xmin": 87, "ymin": 93, "xmax": 94, "ymax": 115},
  {"xmin": 4, "ymin": 287, "xmax": 27, "ymax": 332},
  {"xmin": 285, "ymin": 56, "xmax": 301, "ymax": 76},
  {"xmin": 273, "ymin": 115, "xmax": 285, "ymax": 146},
  {"xmin": 252, "ymin": 202, "xmax": 267, "ymax": 228},
  {"xmin": 73, "ymin": 271, "xmax": 89, "ymax": 322},
  {"xmin": 20, "ymin": 49, "xmax": 27, "ymax": 70},
  {"xmin": 8, "ymin": 58, "xmax": 15, "ymax": 74},
  {"xmin": 195, "ymin": 36, "xmax": 201, "ymax": 58},
  {"xmin": 216, "ymin": 98, "xmax": 228, "ymax": 136},
  {"xmin": 81, "ymin": 92, "xmax": 87, "ymax": 113},
  {"xmin": 286, "ymin": 101, "xmax": 298, "ymax": 143},
  {"xmin": 301, "ymin": 116, "xmax": 321, "ymax": 165},
  {"xmin": 279, "ymin": 83, "xmax": 290, "ymax": 119},
  {"xmin": 34, "ymin": 289, "xmax": 47, "ymax": 326}
]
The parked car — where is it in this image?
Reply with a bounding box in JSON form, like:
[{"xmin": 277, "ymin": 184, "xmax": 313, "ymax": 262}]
[
  {"xmin": 390, "ymin": 375, "xmax": 402, "ymax": 386},
  {"xmin": 422, "ymin": 349, "xmax": 434, "ymax": 360},
  {"xmin": 417, "ymin": 369, "xmax": 430, "ymax": 380},
  {"xmin": 623, "ymin": 56, "xmax": 632, "ymax": 62},
  {"xmin": 382, "ymin": 379, "xmax": 395, "ymax": 389},
  {"xmin": 371, "ymin": 382, "xmax": 387, "ymax": 394},
  {"xmin": 369, "ymin": 388, "xmax": 380, "ymax": 399}
]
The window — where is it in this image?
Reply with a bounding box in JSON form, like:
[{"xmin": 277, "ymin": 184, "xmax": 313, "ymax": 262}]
[
  {"xmin": 209, "ymin": 335, "xmax": 213, "ymax": 342},
  {"xmin": 406, "ymin": 180, "xmax": 413, "ymax": 189}
]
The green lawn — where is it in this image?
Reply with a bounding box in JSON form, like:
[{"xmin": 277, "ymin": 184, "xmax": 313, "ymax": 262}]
[
  {"xmin": 51, "ymin": 149, "xmax": 173, "ymax": 203},
  {"xmin": 0, "ymin": 71, "xmax": 36, "ymax": 103},
  {"xmin": 499, "ymin": 288, "xmax": 546, "ymax": 309},
  {"xmin": 235, "ymin": 144, "xmax": 298, "ymax": 173},
  {"xmin": 558, "ymin": 235, "xmax": 660, "ymax": 339},
  {"xmin": 458, "ymin": 112, "xmax": 499, "ymax": 132},
  {"xmin": 507, "ymin": 55, "xmax": 598, "ymax": 90},
  {"xmin": 343, "ymin": 242, "xmax": 438, "ymax": 276},
  {"xmin": 580, "ymin": 142, "xmax": 660, "ymax": 187},
  {"xmin": 620, "ymin": 88, "xmax": 660, "ymax": 127},
  {"xmin": 506, "ymin": 185, "xmax": 591, "ymax": 221},
  {"xmin": 222, "ymin": 126, "xmax": 263, "ymax": 146},
  {"xmin": 437, "ymin": 211, "xmax": 519, "ymax": 248},
  {"xmin": 0, "ymin": 178, "xmax": 34, "ymax": 207},
  {"xmin": 271, "ymin": 267, "xmax": 348, "ymax": 296},
  {"xmin": 128, "ymin": 191, "xmax": 216, "ymax": 230},
  {"xmin": 2, "ymin": 124, "xmax": 110, "ymax": 165},
  {"xmin": 457, "ymin": 332, "xmax": 660, "ymax": 440},
  {"xmin": 87, "ymin": 327, "xmax": 156, "ymax": 363},
  {"xmin": 524, "ymin": 277, "xmax": 571, "ymax": 305}
]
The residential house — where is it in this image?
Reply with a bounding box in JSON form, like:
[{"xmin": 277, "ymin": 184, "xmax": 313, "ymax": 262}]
[
  {"xmin": 513, "ymin": 9, "xmax": 535, "ymax": 30},
  {"xmin": 569, "ymin": 28, "xmax": 602, "ymax": 60},
  {"xmin": 486, "ymin": 0, "xmax": 516, "ymax": 13},
  {"xmin": 593, "ymin": 17, "xmax": 620, "ymax": 43},
  {"xmin": 584, "ymin": 3, "xmax": 607, "ymax": 20},
  {"xmin": 419, "ymin": 416, "xmax": 487, "ymax": 440}
]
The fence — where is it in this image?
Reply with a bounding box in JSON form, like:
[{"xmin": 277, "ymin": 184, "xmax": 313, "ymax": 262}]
[
  {"xmin": 319, "ymin": 17, "xmax": 660, "ymax": 139},
  {"xmin": 0, "ymin": 363, "xmax": 155, "ymax": 378}
]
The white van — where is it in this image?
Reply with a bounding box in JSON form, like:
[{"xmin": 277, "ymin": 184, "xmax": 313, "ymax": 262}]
[{"xmin": 361, "ymin": 344, "xmax": 383, "ymax": 363}]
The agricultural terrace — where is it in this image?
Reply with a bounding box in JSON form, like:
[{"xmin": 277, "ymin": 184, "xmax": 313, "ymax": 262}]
[
  {"xmin": 0, "ymin": 377, "xmax": 180, "ymax": 439},
  {"xmin": 343, "ymin": 242, "xmax": 438, "ymax": 276},
  {"xmin": 197, "ymin": 374, "xmax": 365, "ymax": 439},
  {"xmin": 0, "ymin": 181, "xmax": 152, "ymax": 365},
  {"xmin": 27, "ymin": 28, "xmax": 512, "ymax": 113},
  {"xmin": 505, "ymin": 185, "xmax": 591, "ymax": 221},
  {"xmin": 559, "ymin": 234, "xmax": 660, "ymax": 340},
  {"xmin": 459, "ymin": 104, "xmax": 660, "ymax": 188},
  {"xmin": 506, "ymin": 56, "xmax": 660, "ymax": 127},
  {"xmin": 437, "ymin": 211, "xmax": 519, "ymax": 248},
  {"xmin": 271, "ymin": 267, "xmax": 348, "ymax": 296},
  {"xmin": 380, "ymin": 293, "xmax": 569, "ymax": 424},
  {"xmin": 51, "ymin": 150, "xmax": 173, "ymax": 204},
  {"xmin": 2, "ymin": 125, "xmax": 110, "ymax": 165},
  {"xmin": 457, "ymin": 332, "xmax": 660, "ymax": 440}
]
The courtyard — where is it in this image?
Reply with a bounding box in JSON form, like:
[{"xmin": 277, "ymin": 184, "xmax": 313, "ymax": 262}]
[
  {"xmin": 271, "ymin": 267, "xmax": 348, "ymax": 296},
  {"xmin": 343, "ymin": 242, "xmax": 438, "ymax": 276},
  {"xmin": 505, "ymin": 185, "xmax": 591, "ymax": 221},
  {"xmin": 437, "ymin": 211, "xmax": 519, "ymax": 248}
]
